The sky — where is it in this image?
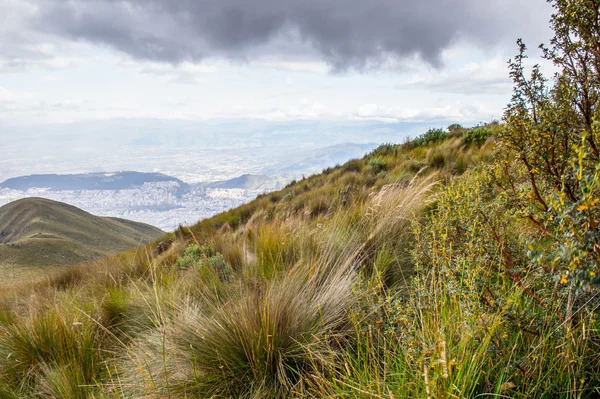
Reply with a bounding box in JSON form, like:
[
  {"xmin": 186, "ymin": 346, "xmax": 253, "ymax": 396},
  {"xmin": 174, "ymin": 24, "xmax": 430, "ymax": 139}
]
[
  {"xmin": 0, "ymin": 0, "xmax": 555, "ymax": 129},
  {"xmin": 0, "ymin": 0, "xmax": 559, "ymax": 184}
]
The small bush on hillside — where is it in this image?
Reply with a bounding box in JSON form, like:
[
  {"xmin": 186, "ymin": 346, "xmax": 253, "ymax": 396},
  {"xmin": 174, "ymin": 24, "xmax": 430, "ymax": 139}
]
[
  {"xmin": 407, "ymin": 170, "xmax": 600, "ymax": 396},
  {"xmin": 335, "ymin": 187, "xmax": 352, "ymax": 207},
  {"xmin": 175, "ymin": 244, "xmax": 203, "ymax": 270},
  {"xmin": 281, "ymin": 192, "xmax": 294, "ymax": 202},
  {"xmin": 372, "ymin": 143, "xmax": 397, "ymax": 156},
  {"xmin": 270, "ymin": 193, "xmax": 282, "ymax": 203},
  {"xmin": 526, "ymin": 146, "xmax": 600, "ymax": 289},
  {"xmin": 175, "ymin": 244, "xmax": 233, "ymax": 281},
  {"xmin": 207, "ymin": 253, "xmax": 234, "ymax": 282},
  {"xmin": 462, "ymin": 126, "xmax": 493, "ymax": 146},
  {"xmin": 414, "ymin": 128, "xmax": 448, "ymax": 146},
  {"xmin": 369, "ymin": 157, "xmax": 388, "ymax": 173},
  {"xmin": 448, "ymin": 123, "xmax": 464, "ymax": 132},
  {"xmin": 448, "ymin": 123, "xmax": 466, "ymax": 138}
]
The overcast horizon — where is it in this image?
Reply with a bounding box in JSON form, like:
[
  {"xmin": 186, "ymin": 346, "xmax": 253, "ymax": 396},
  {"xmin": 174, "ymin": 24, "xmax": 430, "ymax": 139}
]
[{"xmin": 2, "ymin": 0, "xmax": 555, "ymax": 127}]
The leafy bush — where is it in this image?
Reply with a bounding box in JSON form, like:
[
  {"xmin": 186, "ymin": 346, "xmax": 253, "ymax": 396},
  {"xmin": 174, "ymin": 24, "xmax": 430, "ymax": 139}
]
[
  {"xmin": 528, "ymin": 145, "xmax": 600, "ymax": 289},
  {"xmin": 414, "ymin": 128, "xmax": 448, "ymax": 146},
  {"xmin": 175, "ymin": 244, "xmax": 202, "ymax": 270},
  {"xmin": 462, "ymin": 126, "xmax": 492, "ymax": 146},
  {"xmin": 371, "ymin": 143, "xmax": 397, "ymax": 157},
  {"xmin": 368, "ymin": 157, "xmax": 388, "ymax": 173},
  {"xmin": 175, "ymin": 243, "xmax": 208, "ymax": 270},
  {"xmin": 207, "ymin": 253, "xmax": 234, "ymax": 282},
  {"xmin": 404, "ymin": 170, "xmax": 600, "ymax": 397},
  {"xmin": 499, "ymin": 1, "xmax": 600, "ymax": 294},
  {"xmin": 281, "ymin": 192, "xmax": 294, "ymax": 202},
  {"xmin": 447, "ymin": 123, "xmax": 464, "ymax": 132},
  {"xmin": 175, "ymin": 244, "xmax": 233, "ymax": 281},
  {"xmin": 448, "ymin": 123, "xmax": 467, "ymax": 138}
]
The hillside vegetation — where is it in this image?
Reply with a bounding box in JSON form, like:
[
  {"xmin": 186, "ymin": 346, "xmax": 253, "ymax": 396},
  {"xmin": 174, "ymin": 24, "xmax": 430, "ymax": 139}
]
[
  {"xmin": 0, "ymin": 198, "xmax": 164, "ymax": 283},
  {"xmin": 1, "ymin": 2, "xmax": 600, "ymax": 398}
]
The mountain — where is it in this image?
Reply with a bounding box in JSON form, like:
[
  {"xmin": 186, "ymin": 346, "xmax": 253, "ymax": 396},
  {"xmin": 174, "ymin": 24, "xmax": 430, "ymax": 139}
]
[
  {"xmin": 0, "ymin": 171, "xmax": 190, "ymax": 196},
  {"xmin": 262, "ymin": 142, "xmax": 379, "ymax": 175},
  {"xmin": 202, "ymin": 174, "xmax": 289, "ymax": 190},
  {"xmin": 0, "ymin": 197, "xmax": 164, "ymax": 282}
]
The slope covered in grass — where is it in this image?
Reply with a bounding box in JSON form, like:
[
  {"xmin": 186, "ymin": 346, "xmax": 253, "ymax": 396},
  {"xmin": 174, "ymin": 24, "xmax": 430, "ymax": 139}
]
[
  {"xmin": 0, "ymin": 197, "xmax": 164, "ymax": 282},
  {"xmin": 0, "ymin": 115, "xmax": 598, "ymax": 397},
  {"xmin": 0, "ymin": 126, "xmax": 493, "ymax": 396}
]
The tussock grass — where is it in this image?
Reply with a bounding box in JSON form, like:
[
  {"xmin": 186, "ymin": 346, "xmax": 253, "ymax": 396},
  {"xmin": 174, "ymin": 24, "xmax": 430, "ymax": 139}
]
[{"xmin": 114, "ymin": 171, "xmax": 435, "ymax": 398}]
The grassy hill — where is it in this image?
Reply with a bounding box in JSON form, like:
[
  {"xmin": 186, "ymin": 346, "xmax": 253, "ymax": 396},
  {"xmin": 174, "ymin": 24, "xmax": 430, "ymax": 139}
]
[
  {"xmin": 0, "ymin": 127, "xmax": 499, "ymax": 396},
  {"xmin": 0, "ymin": 197, "xmax": 164, "ymax": 283},
  {"xmin": 0, "ymin": 114, "xmax": 599, "ymax": 398}
]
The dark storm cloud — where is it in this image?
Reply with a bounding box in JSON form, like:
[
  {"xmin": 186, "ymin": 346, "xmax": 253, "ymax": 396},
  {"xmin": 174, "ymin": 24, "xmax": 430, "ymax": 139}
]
[{"xmin": 31, "ymin": 0, "xmax": 551, "ymax": 70}]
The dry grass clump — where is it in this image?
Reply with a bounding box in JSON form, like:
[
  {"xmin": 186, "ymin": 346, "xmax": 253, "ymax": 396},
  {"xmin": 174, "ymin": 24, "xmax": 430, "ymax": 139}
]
[
  {"xmin": 123, "ymin": 265, "xmax": 354, "ymax": 398},
  {"xmin": 0, "ymin": 302, "xmax": 107, "ymax": 398}
]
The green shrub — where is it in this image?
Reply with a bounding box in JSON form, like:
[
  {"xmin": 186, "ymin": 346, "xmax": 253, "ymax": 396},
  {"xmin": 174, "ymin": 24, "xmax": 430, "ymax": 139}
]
[
  {"xmin": 528, "ymin": 147, "xmax": 600, "ymax": 289},
  {"xmin": 462, "ymin": 126, "xmax": 492, "ymax": 146},
  {"xmin": 281, "ymin": 192, "xmax": 294, "ymax": 202},
  {"xmin": 448, "ymin": 123, "xmax": 464, "ymax": 132},
  {"xmin": 207, "ymin": 253, "xmax": 234, "ymax": 282},
  {"xmin": 175, "ymin": 244, "xmax": 203, "ymax": 270},
  {"xmin": 371, "ymin": 143, "xmax": 397, "ymax": 156},
  {"xmin": 368, "ymin": 157, "xmax": 388, "ymax": 173},
  {"xmin": 448, "ymin": 123, "xmax": 466, "ymax": 138},
  {"xmin": 270, "ymin": 193, "xmax": 282, "ymax": 203},
  {"xmin": 414, "ymin": 128, "xmax": 448, "ymax": 146}
]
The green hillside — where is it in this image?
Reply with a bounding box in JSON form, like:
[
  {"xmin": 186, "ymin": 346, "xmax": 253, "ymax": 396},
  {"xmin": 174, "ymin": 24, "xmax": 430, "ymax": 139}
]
[{"xmin": 0, "ymin": 197, "xmax": 164, "ymax": 283}]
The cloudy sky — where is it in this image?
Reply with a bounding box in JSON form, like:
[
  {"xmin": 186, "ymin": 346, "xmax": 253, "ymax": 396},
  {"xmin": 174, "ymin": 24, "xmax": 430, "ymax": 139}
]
[{"xmin": 0, "ymin": 0, "xmax": 555, "ymax": 128}]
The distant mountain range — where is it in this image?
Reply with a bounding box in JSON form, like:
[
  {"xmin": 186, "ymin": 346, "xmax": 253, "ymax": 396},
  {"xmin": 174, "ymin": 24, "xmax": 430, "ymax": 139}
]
[
  {"xmin": 201, "ymin": 174, "xmax": 290, "ymax": 191},
  {"xmin": 203, "ymin": 143, "xmax": 379, "ymax": 190},
  {"xmin": 0, "ymin": 142, "xmax": 379, "ymax": 191},
  {"xmin": 0, "ymin": 171, "xmax": 190, "ymax": 196},
  {"xmin": 261, "ymin": 142, "xmax": 379, "ymax": 175},
  {"xmin": 0, "ymin": 197, "xmax": 164, "ymax": 283}
]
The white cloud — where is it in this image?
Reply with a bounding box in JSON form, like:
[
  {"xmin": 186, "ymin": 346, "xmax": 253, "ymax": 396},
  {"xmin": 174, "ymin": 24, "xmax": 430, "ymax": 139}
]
[
  {"xmin": 397, "ymin": 56, "xmax": 512, "ymax": 95},
  {"xmin": 251, "ymin": 58, "xmax": 329, "ymax": 74},
  {"xmin": 352, "ymin": 101, "xmax": 498, "ymax": 123}
]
